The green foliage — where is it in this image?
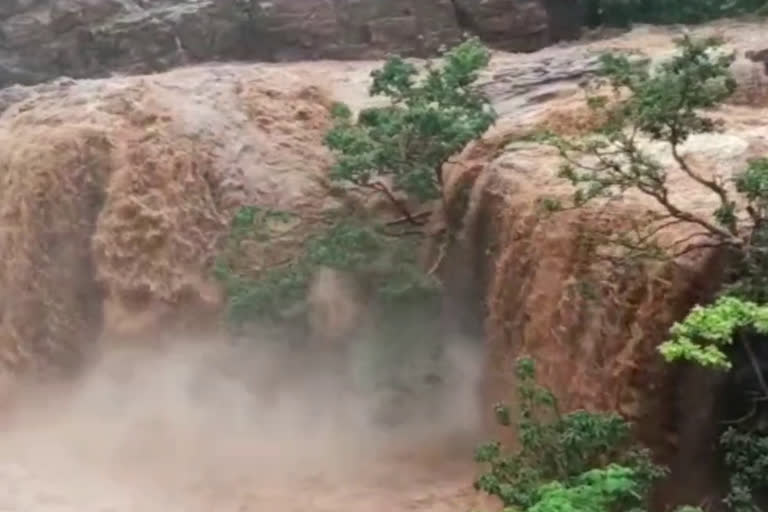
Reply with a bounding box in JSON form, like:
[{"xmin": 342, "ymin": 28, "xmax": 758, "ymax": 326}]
[
  {"xmin": 215, "ymin": 41, "xmax": 493, "ymax": 346},
  {"xmin": 537, "ymin": 35, "xmax": 768, "ymax": 512},
  {"xmin": 728, "ymin": 158, "xmax": 768, "ymax": 303},
  {"xmin": 540, "ymin": 35, "xmax": 768, "ymax": 370},
  {"xmin": 721, "ymin": 428, "xmax": 768, "ymax": 512},
  {"xmin": 527, "ymin": 465, "xmax": 649, "ymax": 512},
  {"xmin": 213, "ymin": 206, "xmax": 305, "ymax": 324},
  {"xmin": 539, "ymin": 35, "xmax": 768, "ymax": 291},
  {"xmin": 474, "ymin": 357, "xmax": 665, "ymax": 512},
  {"xmin": 325, "ymin": 37, "xmax": 496, "ymax": 202},
  {"xmin": 659, "ymin": 296, "xmax": 768, "ymax": 369},
  {"xmin": 735, "ymin": 158, "xmax": 768, "ymax": 206},
  {"xmin": 595, "ymin": 0, "xmax": 768, "ymax": 27},
  {"xmin": 214, "ymin": 206, "xmax": 440, "ymax": 327},
  {"xmin": 544, "ymin": 35, "xmax": 737, "ymax": 219},
  {"xmin": 537, "ymin": 35, "xmax": 756, "ymax": 288}
]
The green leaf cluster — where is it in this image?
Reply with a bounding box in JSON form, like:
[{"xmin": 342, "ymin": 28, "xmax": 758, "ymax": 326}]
[
  {"xmin": 474, "ymin": 358, "xmax": 665, "ymax": 512},
  {"xmin": 659, "ymin": 296, "xmax": 768, "ymax": 369},
  {"xmin": 721, "ymin": 428, "xmax": 768, "ymax": 512},
  {"xmin": 214, "ymin": 207, "xmax": 440, "ymax": 327},
  {"xmin": 325, "ymin": 37, "xmax": 496, "ymax": 201},
  {"xmin": 527, "ymin": 465, "xmax": 652, "ymax": 512}
]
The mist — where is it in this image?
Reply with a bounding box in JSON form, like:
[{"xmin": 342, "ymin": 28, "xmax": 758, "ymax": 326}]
[{"xmin": 0, "ymin": 331, "xmax": 488, "ymax": 511}]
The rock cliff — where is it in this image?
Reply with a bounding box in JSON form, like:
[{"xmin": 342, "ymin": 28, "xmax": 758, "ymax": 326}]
[
  {"xmin": 0, "ymin": 0, "xmax": 585, "ymax": 89},
  {"xmin": 439, "ymin": 20, "xmax": 768, "ymax": 506}
]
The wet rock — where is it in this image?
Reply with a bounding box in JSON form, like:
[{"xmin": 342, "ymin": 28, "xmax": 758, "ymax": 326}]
[
  {"xmin": 0, "ymin": 0, "xmax": 585, "ymax": 89},
  {"xmin": 453, "ymin": 0, "xmax": 550, "ymax": 51}
]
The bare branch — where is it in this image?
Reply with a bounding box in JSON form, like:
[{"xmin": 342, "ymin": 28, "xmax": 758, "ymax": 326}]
[
  {"xmin": 670, "ymin": 143, "xmax": 737, "ymax": 232},
  {"xmin": 385, "ymin": 210, "xmax": 432, "ymax": 226},
  {"xmin": 365, "ymin": 181, "xmax": 425, "ymax": 226},
  {"xmin": 665, "ymin": 230, "xmax": 715, "ymax": 251},
  {"xmin": 672, "ymin": 240, "xmax": 735, "ymax": 258},
  {"xmin": 641, "ymin": 183, "xmax": 740, "ymax": 245}
]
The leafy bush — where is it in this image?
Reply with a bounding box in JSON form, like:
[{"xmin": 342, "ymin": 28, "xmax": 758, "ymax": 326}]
[
  {"xmin": 660, "ymin": 296, "xmax": 768, "ymax": 369},
  {"xmin": 528, "ymin": 465, "xmax": 657, "ymax": 512},
  {"xmin": 214, "ymin": 206, "xmax": 441, "ymax": 327},
  {"xmin": 721, "ymin": 428, "xmax": 768, "ymax": 512},
  {"xmin": 474, "ymin": 357, "xmax": 665, "ymax": 512},
  {"xmin": 325, "ymin": 37, "xmax": 496, "ymax": 209}
]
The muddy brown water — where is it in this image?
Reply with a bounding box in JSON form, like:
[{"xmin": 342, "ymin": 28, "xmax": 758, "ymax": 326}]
[{"xmin": 0, "ymin": 341, "xmax": 499, "ymax": 512}]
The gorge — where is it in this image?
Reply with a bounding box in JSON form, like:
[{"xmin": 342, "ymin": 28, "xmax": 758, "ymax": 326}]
[{"xmin": 0, "ymin": 2, "xmax": 767, "ymax": 511}]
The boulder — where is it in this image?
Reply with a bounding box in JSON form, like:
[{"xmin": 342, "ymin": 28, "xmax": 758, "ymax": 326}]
[{"xmin": 453, "ymin": 0, "xmax": 549, "ymax": 51}]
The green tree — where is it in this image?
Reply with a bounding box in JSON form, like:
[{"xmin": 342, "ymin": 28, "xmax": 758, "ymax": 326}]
[
  {"xmin": 538, "ymin": 34, "xmax": 768, "ymax": 512},
  {"xmin": 539, "ymin": 35, "xmax": 768, "ymax": 278},
  {"xmin": 325, "ymin": 37, "xmax": 496, "ymax": 223}
]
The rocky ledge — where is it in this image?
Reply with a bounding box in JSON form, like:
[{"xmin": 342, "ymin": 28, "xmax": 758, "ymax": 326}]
[{"xmin": 0, "ymin": 0, "xmax": 585, "ymax": 89}]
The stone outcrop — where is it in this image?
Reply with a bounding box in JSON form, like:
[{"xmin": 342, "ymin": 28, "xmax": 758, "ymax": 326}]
[
  {"xmin": 453, "ymin": 0, "xmax": 584, "ymax": 52},
  {"xmin": 0, "ymin": 0, "xmax": 586, "ymax": 89},
  {"xmin": 437, "ymin": 20, "xmax": 768, "ymax": 508}
]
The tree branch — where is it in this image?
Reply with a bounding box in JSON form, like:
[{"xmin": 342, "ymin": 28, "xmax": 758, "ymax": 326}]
[
  {"xmin": 673, "ymin": 240, "xmax": 736, "ymax": 258},
  {"xmin": 670, "ymin": 142, "xmax": 737, "ymax": 233},
  {"xmin": 365, "ymin": 181, "xmax": 425, "ymax": 226},
  {"xmin": 642, "ymin": 184, "xmax": 741, "ymax": 245},
  {"xmin": 385, "ymin": 210, "xmax": 432, "ymax": 226}
]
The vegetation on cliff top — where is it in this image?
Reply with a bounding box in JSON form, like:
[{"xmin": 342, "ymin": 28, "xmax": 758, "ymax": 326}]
[
  {"xmin": 592, "ymin": 0, "xmax": 768, "ymax": 27},
  {"xmin": 325, "ymin": 37, "xmax": 496, "ymax": 221},
  {"xmin": 530, "ymin": 34, "xmax": 768, "ymax": 512}
]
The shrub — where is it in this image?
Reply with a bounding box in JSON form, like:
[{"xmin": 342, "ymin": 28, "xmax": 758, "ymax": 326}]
[{"xmin": 474, "ymin": 357, "xmax": 665, "ymax": 512}]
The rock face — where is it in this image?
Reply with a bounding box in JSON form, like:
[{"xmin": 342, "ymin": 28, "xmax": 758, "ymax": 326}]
[
  {"xmin": 0, "ymin": 0, "xmax": 586, "ymax": 89},
  {"xmin": 438, "ymin": 20, "xmax": 768, "ymax": 508},
  {"xmin": 453, "ymin": 0, "xmax": 584, "ymax": 52}
]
